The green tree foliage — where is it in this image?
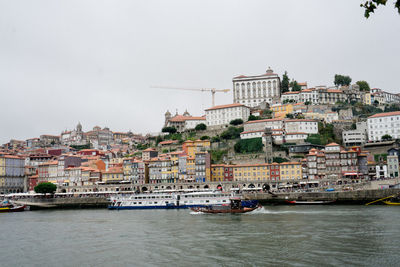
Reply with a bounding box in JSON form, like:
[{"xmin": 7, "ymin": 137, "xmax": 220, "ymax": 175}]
[
  {"xmin": 234, "ymin": 138, "xmax": 263, "ymax": 153},
  {"xmin": 162, "ymin": 127, "xmax": 177, "ymax": 134},
  {"xmin": 382, "ymin": 134, "xmax": 393, "ymax": 141},
  {"xmin": 248, "ymin": 115, "xmax": 262, "ymax": 121},
  {"xmin": 289, "ymin": 80, "xmax": 301, "ymax": 91},
  {"xmin": 262, "ymin": 109, "xmax": 273, "ymax": 119},
  {"xmin": 361, "ymin": 0, "xmax": 400, "ymax": 18},
  {"xmin": 70, "ymin": 144, "xmax": 91, "ymax": 150},
  {"xmin": 305, "ymin": 134, "xmax": 324, "ymax": 145},
  {"xmin": 230, "ymin": 118, "xmax": 243, "ymax": 126},
  {"xmin": 136, "ymin": 143, "xmax": 149, "ymax": 150},
  {"xmin": 211, "ymin": 135, "xmax": 221, "ymax": 143},
  {"xmin": 273, "ymin": 157, "xmax": 289, "ymax": 163},
  {"xmin": 285, "ymin": 113, "xmax": 294, "ymax": 119},
  {"xmin": 281, "ymin": 71, "xmax": 290, "ymax": 93},
  {"xmin": 210, "ymin": 149, "xmax": 228, "ymax": 163},
  {"xmin": 34, "ymin": 182, "xmax": 57, "ymax": 194},
  {"xmin": 352, "ymin": 104, "xmax": 383, "ymax": 118},
  {"xmin": 305, "ymin": 101, "xmax": 311, "ymax": 105},
  {"xmin": 195, "ymin": 123, "xmax": 207, "ymax": 131},
  {"xmin": 384, "ymin": 104, "xmax": 400, "ymax": 112},
  {"xmin": 200, "ymin": 135, "xmax": 210, "ymax": 140},
  {"xmin": 356, "ymin": 80, "xmax": 370, "ymax": 92},
  {"xmin": 305, "ymin": 123, "xmax": 336, "ymax": 145},
  {"xmin": 220, "ymin": 126, "xmax": 243, "ymax": 140},
  {"xmin": 334, "ymin": 74, "xmax": 352, "ymax": 86}
]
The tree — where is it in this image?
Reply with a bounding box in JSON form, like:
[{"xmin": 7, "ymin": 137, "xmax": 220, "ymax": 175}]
[
  {"xmin": 220, "ymin": 126, "xmax": 243, "ymax": 140},
  {"xmin": 285, "ymin": 113, "xmax": 294, "ymax": 119},
  {"xmin": 162, "ymin": 126, "xmax": 177, "ymax": 134},
  {"xmin": 34, "ymin": 182, "xmax": 57, "ymax": 194},
  {"xmin": 273, "ymin": 157, "xmax": 289, "ymax": 164},
  {"xmin": 281, "ymin": 71, "xmax": 290, "ymax": 93},
  {"xmin": 289, "ymin": 80, "xmax": 301, "ymax": 91},
  {"xmin": 361, "ymin": 0, "xmax": 400, "ymax": 18},
  {"xmin": 248, "ymin": 115, "xmax": 262, "ymax": 121},
  {"xmin": 211, "ymin": 135, "xmax": 221, "ymax": 143},
  {"xmin": 305, "ymin": 101, "xmax": 311, "ymax": 105},
  {"xmin": 234, "ymin": 138, "xmax": 263, "ymax": 153},
  {"xmin": 194, "ymin": 123, "xmax": 207, "ymax": 131},
  {"xmin": 382, "ymin": 134, "xmax": 392, "ymax": 141},
  {"xmin": 334, "ymin": 74, "xmax": 352, "ymax": 86},
  {"xmin": 200, "ymin": 135, "xmax": 210, "ymax": 140},
  {"xmin": 356, "ymin": 81, "xmax": 370, "ymax": 92},
  {"xmin": 230, "ymin": 118, "xmax": 243, "ymax": 126}
]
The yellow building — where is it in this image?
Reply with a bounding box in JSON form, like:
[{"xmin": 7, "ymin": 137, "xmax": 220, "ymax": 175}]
[
  {"xmin": 279, "ymin": 162, "xmax": 302, "ymax": 180},
  {"xmin": 0, "ymin": 156, "xmax": 5, "ymax": 176},
  {"xmin": 211, "ymin": 165, "xmax": 225, "ymax": 182},
  {"xmin": 271, "ymin": 103, "xmax": 294, "ymax": 118},
  {"xmin": 102, "ymin": 167, "xmax": 124, "ymax": 183},
  {"xmin": 169, "ymin": 152, "xmax": 181, "ymax": 182},
  {"xmin": 363, "ymin": 92, "xmax": 371, "ymax": 105},
  {"xmin": 233, "ymin": 163, "xmax": 271, "ymax": 182}
]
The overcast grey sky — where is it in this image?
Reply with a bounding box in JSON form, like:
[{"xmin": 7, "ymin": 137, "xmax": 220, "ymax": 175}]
[{"xmin": 0, "ymin": 0, "xmax": 399, "ymax": 144}]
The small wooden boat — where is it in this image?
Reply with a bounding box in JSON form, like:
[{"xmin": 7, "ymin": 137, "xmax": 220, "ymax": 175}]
[
  {"xmin": 285, "ymin": 200, "xmax": 336, "ymax": 205},
  {"xmin": 0, "ymin": 204, "xmax": 26, "ymax": 213},
  {"xmin": 190, "ymin": 198, "xmax": 261, "ymax": 214}
]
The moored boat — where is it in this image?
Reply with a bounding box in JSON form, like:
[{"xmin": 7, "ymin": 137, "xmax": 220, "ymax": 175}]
[
  {"xmin": 382, "ymin": 201, "xmax": 400, "ymax": 205},
  {"xmin": 108, "ymin": 191, "xmax": 235, "ymax": 210},
  {"xmin": 0, "ymin": 200, "xmax": 26, "ymax": 213}
]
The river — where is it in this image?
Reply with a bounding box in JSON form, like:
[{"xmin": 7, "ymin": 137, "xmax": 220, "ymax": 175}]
[{"xmin": 1, "ymin": 206, "xmax": 399, "ymax": 266}]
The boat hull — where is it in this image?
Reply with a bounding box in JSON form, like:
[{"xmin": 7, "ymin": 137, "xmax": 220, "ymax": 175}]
[
  {"xmin": 190, "ymin": 206, "xmax": 260, "ymax": 214},
  {"xmin": 382, "ymin": 201, "xmax": 400, "ymax": 205},
  {"xmin": 0, "ymin": 205, "xmax": 25, "ymax": 212}
]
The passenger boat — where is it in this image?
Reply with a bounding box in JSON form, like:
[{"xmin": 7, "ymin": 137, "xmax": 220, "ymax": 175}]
[
  {"xmin": 285, "ymin": 200, "xmax": 336, "ymax": 205},
  {"xmin": 108, "ymin": 191, "xmax": 235, "ymax": 210},
  {"xmin": 190, "ymin": 198, "xmax": 261, "ymax": 214}
]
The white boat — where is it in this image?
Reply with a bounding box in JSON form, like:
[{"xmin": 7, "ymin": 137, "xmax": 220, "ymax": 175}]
[{"xmin": 108, "ymin": 191, "xmax": 233, "ymax": 210}]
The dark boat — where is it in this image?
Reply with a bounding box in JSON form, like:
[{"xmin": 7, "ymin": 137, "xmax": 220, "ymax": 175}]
[
  {"xmin": 285, "ymin": 200, "xmax": 336, "ymax": 205},
  {"xmin": 190, "ymin": 198, "xmax": 261, "ymax": 214}
]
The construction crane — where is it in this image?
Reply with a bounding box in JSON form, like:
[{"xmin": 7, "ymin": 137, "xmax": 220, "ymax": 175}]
[{"xmin": 150, "ymin": 86, "xmax": 230, "ymax": 107}]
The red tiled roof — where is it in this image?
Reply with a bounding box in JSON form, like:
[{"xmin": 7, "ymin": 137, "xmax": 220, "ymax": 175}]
[
  {"xmin": 326, "ymin": 142, "xmax": 340, "ymax": 147},
  {"xmin": 205, "ymin": 103, "xmax": 246, "ymax": 111},
  {"xmin": 368, "ymin": 111, "xmax": 400, "ymax": 118},
  {"xmin": 245, "ymin": 118, "xmax": 282, "ymax": 124},
  {"xmin": 169, "ymin": 115, "xmax": 205, "ymax": 122}
]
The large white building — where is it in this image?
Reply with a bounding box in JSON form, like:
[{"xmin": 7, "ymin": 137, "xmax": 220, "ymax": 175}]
[
  {"xmin": 205, "ymin": 103, "xmax": 250, "ymax": 127},
  {"xmin": 232, "ymin": 67, "xmax": 281, "ymax": 107},
  {"xmin": 367, "ymin": 111, "xmax": 400, "ymax": 141}
]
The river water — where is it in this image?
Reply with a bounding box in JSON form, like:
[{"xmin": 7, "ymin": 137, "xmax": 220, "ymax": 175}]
[{"xmin": 1, "ymin": 206, "xmax": 400, "ymax": 266}]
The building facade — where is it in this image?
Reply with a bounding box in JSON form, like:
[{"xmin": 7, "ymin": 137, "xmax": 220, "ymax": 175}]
[{"xmin": 233, "ymin": 67, "xmax": 281, "ymax": 107}]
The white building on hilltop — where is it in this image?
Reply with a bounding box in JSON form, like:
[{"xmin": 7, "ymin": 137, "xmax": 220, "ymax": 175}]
[
  {"xmin": 232, "ymin": 67, "xmax": 281, "ymax": 107},
  {"xmin": 367, "ymin": 111, "xmax": 400, "ymax": 141},
  {"xmin": 205, "ymin": 103, "xmax": 250, "ymax": 127}
]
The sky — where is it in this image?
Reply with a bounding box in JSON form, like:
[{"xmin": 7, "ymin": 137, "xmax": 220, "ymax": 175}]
[{"xmin": 0, "ymin": 0, "xmax": 399, "ymax": 144}]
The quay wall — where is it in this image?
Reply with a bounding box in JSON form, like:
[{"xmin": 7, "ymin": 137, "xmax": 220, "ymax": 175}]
[
  {"xmin": 244, "ymin": 188, "xmax": 400, "ymax": 204},
  {"xmin": 13, "ymin": 188, "xmax": 400, "ymax": 209}
]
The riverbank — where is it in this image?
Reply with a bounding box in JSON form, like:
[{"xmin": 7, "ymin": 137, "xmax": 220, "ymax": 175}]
[{"xmin": 10, "ymin": 188, "xmax": 400, "ymax": 209}]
